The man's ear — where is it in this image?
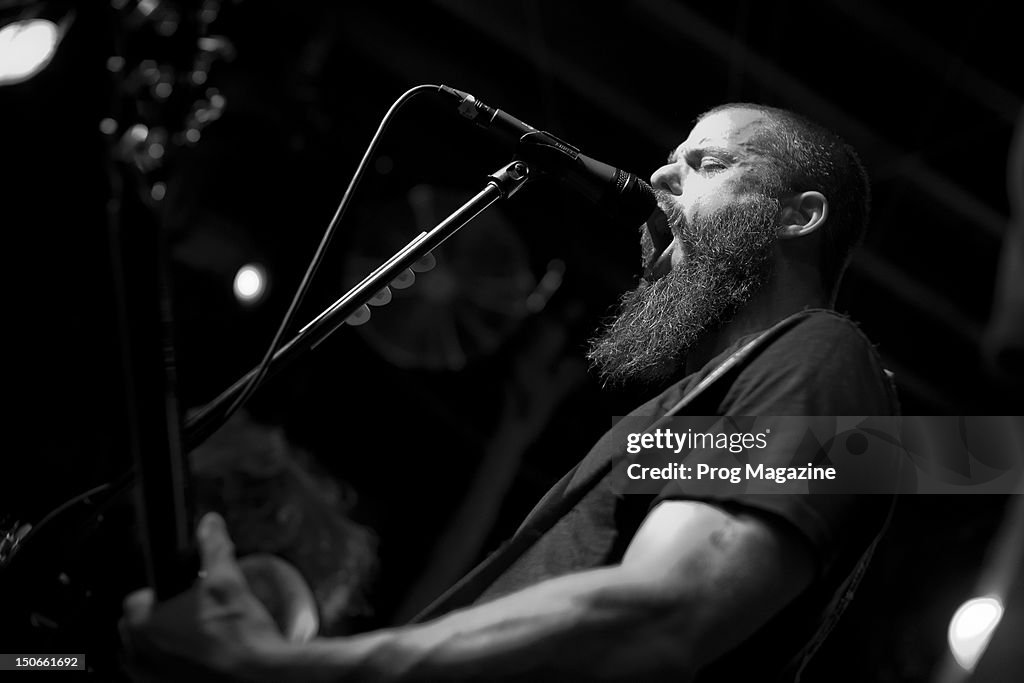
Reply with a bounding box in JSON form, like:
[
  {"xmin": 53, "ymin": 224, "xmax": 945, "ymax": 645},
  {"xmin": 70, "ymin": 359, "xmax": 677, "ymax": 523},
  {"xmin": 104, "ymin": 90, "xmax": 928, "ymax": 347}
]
[{"xmin": 778, "ymin": 191, "xmax": 828, "ymax": 239}]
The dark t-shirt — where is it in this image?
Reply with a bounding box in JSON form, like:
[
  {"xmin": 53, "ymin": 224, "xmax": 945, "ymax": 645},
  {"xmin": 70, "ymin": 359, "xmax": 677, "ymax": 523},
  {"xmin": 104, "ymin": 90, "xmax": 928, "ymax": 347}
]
[{"xmin": 416, "ymin": 309, "xmax": 900, "ymax": 679}]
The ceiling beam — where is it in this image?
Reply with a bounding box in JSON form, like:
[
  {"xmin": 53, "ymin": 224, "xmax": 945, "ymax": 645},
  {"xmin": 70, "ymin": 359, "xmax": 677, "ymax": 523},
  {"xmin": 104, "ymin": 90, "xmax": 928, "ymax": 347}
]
[{"xmin": 824, "ymin": 0, "xmax": 1021, "ymax": 125}]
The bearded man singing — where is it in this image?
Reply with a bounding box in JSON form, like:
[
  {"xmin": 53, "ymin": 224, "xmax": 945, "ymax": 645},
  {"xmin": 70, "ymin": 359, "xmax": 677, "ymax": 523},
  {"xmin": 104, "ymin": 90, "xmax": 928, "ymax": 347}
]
[{"xmin": 121, "ymin": 104, "xmax": 900, "ymax": 681}]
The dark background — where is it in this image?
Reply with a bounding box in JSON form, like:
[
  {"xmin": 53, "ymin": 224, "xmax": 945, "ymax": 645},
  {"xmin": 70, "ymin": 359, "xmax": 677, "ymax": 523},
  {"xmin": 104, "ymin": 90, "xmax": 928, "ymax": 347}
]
[{"xmin": 2, "ymin": 0, "xmax": 1022, "ymax": 680}]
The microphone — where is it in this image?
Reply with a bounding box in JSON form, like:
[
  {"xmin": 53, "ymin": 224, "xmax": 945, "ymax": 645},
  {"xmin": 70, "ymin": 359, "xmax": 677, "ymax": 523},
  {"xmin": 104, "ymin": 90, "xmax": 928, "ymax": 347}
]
[{"xmin": 439, "ymin": 85, "xmax": 656, "ymax": 226}]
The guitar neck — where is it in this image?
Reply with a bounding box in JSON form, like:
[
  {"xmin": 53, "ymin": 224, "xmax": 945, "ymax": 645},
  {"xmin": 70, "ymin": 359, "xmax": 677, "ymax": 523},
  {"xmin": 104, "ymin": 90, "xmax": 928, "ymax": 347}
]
[{"xmin": 112, "ymin": 163, "xmax": 196, "ymax": 599}]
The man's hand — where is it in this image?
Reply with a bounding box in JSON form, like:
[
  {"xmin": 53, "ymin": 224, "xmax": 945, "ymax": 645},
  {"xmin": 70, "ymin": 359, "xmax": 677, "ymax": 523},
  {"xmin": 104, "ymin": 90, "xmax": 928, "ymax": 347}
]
[{"xmin": 120, "ymin": 512, "xmax": 291, "ymax": 682}]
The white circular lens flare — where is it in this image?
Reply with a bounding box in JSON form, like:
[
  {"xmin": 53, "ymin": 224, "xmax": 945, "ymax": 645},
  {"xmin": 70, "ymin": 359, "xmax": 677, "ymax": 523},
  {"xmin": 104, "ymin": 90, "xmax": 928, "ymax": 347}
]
[
  {"xmin": 948, "ymin": 595, "xmax": 1003, "ymax": 672},
  {"xmin": 233, "ymin": 263, "xmax": 267, "ymax": 304},
  {"xmin": 0, "ymin": 20, "xmax": 60, "ymax": 86}
]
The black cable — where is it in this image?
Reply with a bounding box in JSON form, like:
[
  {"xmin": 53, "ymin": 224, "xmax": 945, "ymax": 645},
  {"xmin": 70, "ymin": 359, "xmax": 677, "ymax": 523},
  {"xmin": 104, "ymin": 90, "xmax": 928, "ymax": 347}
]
[{"xmin": 218, "ymin": 83, "xmax": 442, "ymax": 424}]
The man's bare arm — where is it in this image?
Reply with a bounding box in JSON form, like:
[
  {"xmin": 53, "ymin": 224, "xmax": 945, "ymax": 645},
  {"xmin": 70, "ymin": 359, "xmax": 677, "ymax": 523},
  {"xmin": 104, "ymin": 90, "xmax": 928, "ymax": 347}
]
[{"xmin": 252, "ymin": 500, "xmax": 816, "ymax": 682}]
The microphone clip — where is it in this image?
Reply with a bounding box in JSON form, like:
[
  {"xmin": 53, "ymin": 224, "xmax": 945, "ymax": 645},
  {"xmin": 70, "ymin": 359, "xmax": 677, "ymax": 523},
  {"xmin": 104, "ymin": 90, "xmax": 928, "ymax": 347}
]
[
  {"xmin": 515, "ymin": 130, "xmax": 583, "ymax": 174},
  {"xmin": 487, "ymin": 159, "xmax": 533, "ymax": 200}
]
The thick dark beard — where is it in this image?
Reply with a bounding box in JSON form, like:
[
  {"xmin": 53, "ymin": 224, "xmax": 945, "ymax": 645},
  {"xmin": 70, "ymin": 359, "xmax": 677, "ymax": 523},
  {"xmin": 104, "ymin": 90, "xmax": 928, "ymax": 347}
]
[{"xmin": 586, "ymin": 195, "xmax": 780, "ymax": 389}]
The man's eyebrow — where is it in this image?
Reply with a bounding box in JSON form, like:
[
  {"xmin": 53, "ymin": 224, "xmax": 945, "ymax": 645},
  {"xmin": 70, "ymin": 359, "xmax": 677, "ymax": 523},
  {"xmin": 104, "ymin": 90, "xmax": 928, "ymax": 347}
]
[
  {"xmin": 667, "ymin": 145, "xmax": 738, "ymax": 164},
  {"xmin": 693, "ymin": 145, "xmax": 738, "ymax": 161}
]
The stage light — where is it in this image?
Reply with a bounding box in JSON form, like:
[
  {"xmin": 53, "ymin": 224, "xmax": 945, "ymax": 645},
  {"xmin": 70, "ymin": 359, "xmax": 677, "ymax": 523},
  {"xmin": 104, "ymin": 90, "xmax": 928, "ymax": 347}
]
[
  {"xmin": 233, "ymin": 263, "xmax": 267, "ymax": 305},
  {"xmin": 948, "ymin": 595, "xmax": 1003, "ymax": 671},
  {"xmin": 0, "ymin": 18, "xmax": 60, "ymax": 86}
]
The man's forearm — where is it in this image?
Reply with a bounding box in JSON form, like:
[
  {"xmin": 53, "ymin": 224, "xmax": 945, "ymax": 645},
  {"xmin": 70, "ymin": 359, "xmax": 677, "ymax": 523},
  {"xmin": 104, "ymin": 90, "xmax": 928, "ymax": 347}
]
[
  {"xmin": 263, "ymin": 565, "xmax": 694, "ymax": 683},
  {"xmin": 124, "ymin": 503, "xmax": 810, "ymax": 682}
]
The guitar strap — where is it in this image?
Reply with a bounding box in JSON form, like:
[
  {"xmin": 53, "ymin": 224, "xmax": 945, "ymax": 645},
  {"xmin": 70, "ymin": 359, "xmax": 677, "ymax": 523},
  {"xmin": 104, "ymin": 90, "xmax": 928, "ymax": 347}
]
[{"xmin": 409, "ymin": 310, "xmax": 816, "ymax": 624}]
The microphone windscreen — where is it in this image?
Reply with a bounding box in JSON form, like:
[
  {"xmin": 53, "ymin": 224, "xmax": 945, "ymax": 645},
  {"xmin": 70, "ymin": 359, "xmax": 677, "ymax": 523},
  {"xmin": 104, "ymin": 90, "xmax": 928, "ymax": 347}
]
[{"xmin": 603, "ymin": 172, "xmax": 657, "ymax": 227}]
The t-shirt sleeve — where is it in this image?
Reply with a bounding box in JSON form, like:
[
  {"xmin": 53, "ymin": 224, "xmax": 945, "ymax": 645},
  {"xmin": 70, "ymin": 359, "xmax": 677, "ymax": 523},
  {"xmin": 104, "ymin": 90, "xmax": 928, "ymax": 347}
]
[{"xmin": 651, "ymin": 311, "xmax": 898, "ymax": 575}]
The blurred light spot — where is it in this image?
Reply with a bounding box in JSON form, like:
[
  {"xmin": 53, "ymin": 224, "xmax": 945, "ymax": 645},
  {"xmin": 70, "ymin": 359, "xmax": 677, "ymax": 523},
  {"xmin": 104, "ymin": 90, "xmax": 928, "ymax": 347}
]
[
  {"xmin": 154, "ymin": 81, "xmax": 172, "ymax": 99},
  {"xmin": 197, "ymin": 36, "xmax": 234, "ymax": 60},
  {"xmin": 0, "ymin": 20, "xmax": 60, "ymax": 86},
  {"xmin": 156, "ymin": 19, "xmax": 177, "ymax": 36},
  {"xmin": 525, "ymin": 293, "xmax": 545, "ymax": 313},
  {"xmin": 198, "ymin": 37, "xmax": 221, "ymax": 52},
  {"xmin": 106, "ymin": 55, "xmax": 124, "ymax": 72},
  {"xmin": 526, "ymin": 259, "xmax": 564, "ymax": 313},
  {"xmin": 99, "ymin": 117, "xmax": 118, "ymax": 135},
  {"xmin": 209, "ymin": 93, "xmax": 226, "ymax": 110},
  {"xmin": 233, "ymin": 263, "xmax": 267, "ymax": 304},
  {"xmin": 150, "ymin": 182, "xmax": 166, "ymax": 201},
  {"xmin": 148, "ymin": 142, "xmax": 164, "ymax": 159},
  {"xmin": 185, "ymin": 128, "xmax": 200, "ymax": 143},
  {"xmin": 375, "ymin": 155, "xmax": 394, "ymax": 174},
  {"xmin": 128, "ymin": 123, "xmax": 149, "ymax": 142},
  {"xmin": 137, "ymin": 0, "xmax": 159, "ymax": 17},
  {"xmin": 139, "ymin": 59, "xmax": 159, "ymax": 82},
  {"xmin": 949, "ymin": 595, "xmax": 1003, "ymax": 671},
  {"xmin": 190, "ymin": 70, "xmax": 207, "ymax": 85}
]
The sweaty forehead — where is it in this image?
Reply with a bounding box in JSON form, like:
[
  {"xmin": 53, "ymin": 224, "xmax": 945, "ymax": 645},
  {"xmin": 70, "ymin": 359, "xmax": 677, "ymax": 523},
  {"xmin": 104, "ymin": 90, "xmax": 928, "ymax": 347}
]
[{"xmin": 680, "ymin": 108, "xmax": 768, "ymax": 155}]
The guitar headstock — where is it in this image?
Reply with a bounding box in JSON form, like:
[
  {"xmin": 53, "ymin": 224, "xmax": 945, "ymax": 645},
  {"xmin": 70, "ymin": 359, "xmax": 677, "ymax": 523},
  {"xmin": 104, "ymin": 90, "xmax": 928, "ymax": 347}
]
[{"xmin": 102, "ymin": 0, "xmax": 234, "ymax": 207}]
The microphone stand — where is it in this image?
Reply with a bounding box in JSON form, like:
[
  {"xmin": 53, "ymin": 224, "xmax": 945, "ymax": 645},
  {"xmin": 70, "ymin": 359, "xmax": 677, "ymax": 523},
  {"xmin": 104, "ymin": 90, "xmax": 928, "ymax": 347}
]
[{"xmin": 183, "ymin": 159, "xmax": 532, "ymax": 449}]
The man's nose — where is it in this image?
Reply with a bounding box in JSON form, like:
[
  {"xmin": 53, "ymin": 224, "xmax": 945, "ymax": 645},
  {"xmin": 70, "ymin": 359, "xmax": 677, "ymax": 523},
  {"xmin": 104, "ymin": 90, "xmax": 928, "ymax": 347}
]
[{"xmin": 650, "ymin": 162, "xmax": 684, "ymax": 195}]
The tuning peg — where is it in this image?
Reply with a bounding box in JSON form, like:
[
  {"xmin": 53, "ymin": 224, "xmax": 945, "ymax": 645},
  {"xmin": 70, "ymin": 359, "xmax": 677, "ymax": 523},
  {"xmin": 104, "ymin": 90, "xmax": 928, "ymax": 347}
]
[
  {"xmin": 411, "ymin": 252, "xmax": 436, "ymax": 273},
  {"xmin": 390, "ymin": 269, "xmax": 416, "ymax": 290},
  {"xmin": 369, "ymin": 287, "xmax": 392, "ymax": 306},
  {"xmin": 345, "ymin": 304, "xmax": 371, "ymax": 326}
]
